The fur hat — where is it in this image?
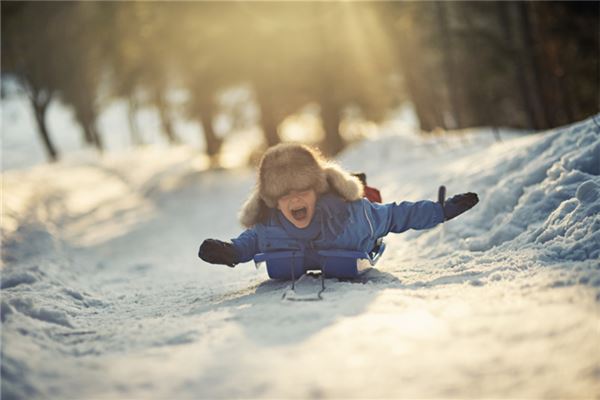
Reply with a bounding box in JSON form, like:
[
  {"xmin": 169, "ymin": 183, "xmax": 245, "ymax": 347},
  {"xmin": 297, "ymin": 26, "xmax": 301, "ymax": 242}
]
[{"xmin": 239, "ymin": 143, "xmax": 364, "ymax": 227}]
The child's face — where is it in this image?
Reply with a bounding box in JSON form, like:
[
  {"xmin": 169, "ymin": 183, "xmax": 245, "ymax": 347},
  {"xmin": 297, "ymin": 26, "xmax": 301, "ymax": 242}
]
[{"xmin": 277, "ymin": 189, "xmax": 317, "ymax": 229}]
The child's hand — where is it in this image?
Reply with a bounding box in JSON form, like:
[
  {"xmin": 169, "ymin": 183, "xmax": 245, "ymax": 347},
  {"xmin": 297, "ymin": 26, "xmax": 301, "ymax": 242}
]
[
  {"xmin": 198, "ymin": 239, "xmax": 238, "ymax": 267},
  {"xmin": 443, "ymin": 192, "xmax": 479, "ymax": 221}
]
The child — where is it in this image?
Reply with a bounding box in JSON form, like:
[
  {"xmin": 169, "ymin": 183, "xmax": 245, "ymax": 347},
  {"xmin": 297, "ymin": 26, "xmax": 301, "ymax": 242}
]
[{"xmin": 199, "ymin": 143, "xmax": 478, "ymax": 267}]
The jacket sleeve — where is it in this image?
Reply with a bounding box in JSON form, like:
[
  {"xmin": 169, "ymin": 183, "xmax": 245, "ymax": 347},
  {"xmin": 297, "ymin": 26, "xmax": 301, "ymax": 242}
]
[
  {"xmin": 365, "ymin": 199, "xmax": 445, "ymax": 238},
  {"xmin": 231, "ymin": 228, "xmax": 259, "ymax": 263}
]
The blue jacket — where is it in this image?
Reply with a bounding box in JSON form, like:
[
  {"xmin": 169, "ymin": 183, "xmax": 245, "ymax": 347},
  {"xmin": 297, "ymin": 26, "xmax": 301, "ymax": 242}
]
[{"xmin": 231, "ymin": 193, "xmax": 445, "ymax": 263}]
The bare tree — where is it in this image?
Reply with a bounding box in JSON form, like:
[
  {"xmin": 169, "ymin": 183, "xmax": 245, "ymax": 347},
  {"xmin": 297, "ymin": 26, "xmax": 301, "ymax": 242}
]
[{"xmin": 1, "ymin": 2, "xmax": 64, "ymax": 161}]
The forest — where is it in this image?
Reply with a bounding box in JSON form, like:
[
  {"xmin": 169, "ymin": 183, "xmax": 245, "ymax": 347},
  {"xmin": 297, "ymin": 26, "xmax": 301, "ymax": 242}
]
[{"xmin": 2, "ymin": 1, "xmax": 598, "ymax": 163}]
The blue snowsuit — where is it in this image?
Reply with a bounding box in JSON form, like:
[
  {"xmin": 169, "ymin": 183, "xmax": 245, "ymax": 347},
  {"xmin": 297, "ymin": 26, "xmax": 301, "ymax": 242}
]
[{"xmin": 231, "ymin": 193, "xmax": 445, "ymax": 263}]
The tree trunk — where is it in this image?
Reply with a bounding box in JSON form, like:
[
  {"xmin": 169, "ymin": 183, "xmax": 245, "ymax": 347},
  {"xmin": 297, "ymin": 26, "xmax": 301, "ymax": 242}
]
[
  {"xmin": 75, "ymin": 105, "xmax": 103, "ymax": 152},
  {"xmin": 498, "ymin": 2, "xmax": 536, "ymax": 128},
  {"xmin": 198, "ymin": 102, "xmax": 221, "ymax": 159},
  {"xmin": 261, "ymin": 106, "xmax": 280, "ymax": 148},
  {"xmin": 127, "ymin": 96, "xmax": 143, "ymax": 146},
  {"xmin": 399, "ymin": 58, "xmax": 444, "ymax": 132},
  {"xmin": 517, "ymin": 2, "xmax": 550, "ymax": 129},
  {"xmin": 82, "ymin": 123, "xmax": 95, "ymax": 145},
  {"xmin": 85, "ymin": 122, "xmax": 103, "ymax": 153},
  {"xmin": 154, "ymin": 88, "xmax": 179, "ymax": 145},
  {"xmin": 255, "ymin": 87, "xmax": 281, "ymax": 147},
  {"xmin": 435, "ymin": 2, "xmax": 461, "ymax": 129},
  {"xmin": 559, "ymin": 74, "xmax": 576, "ymax": 122},
  {"xmin": 392, "ymin": 12, "xmax": 445, "ymax": 131},
  {"xmin": 320, "ymin": 99, "xmax": 344, "ymax": 156},
  {"xmin": 530, "ymin": 4, "xmax": 564, "ymax": 128},
  {"xmin": 32, "ymin": 101, "xmax": 58, "ymax": 162}
]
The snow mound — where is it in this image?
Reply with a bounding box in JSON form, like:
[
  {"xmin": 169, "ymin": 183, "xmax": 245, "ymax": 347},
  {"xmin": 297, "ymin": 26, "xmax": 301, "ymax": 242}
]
[
  {"xmin": 339, "ymin": 115, "xmax": 600, "ymax": 293},
  {"xmin": 361, "ymin": 116, "xmax": 600, "ymax": 268},
  {"xmin": 464, "ymin": 117, "xmax": 599, "ymax": 260},
  {"xmin": 339, "ymin": 116, "xmax": 600, "ymax": 263}
]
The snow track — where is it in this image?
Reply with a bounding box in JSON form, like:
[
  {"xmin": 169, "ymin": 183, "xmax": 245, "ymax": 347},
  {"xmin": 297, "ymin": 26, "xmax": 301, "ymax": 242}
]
[{"xmin": 2, "ymin": 116, "xmax": 599, "ymax": 399}]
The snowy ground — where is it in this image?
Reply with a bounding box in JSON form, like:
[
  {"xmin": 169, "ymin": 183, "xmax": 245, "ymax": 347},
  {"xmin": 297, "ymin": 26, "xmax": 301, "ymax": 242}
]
[{"xmin": 1, "ymin": 111, "xmax": 600, "ymax": 399}]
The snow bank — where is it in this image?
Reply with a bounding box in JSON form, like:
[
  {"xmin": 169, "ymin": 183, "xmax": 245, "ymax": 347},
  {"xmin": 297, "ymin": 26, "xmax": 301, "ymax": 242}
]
[
  {"xmin": 342, "ymin": 116, "xmax": 599, "ymax": 259},
  {"xmin": 463, "ymin": 118, "xmax": 599, "ymax": 258}
]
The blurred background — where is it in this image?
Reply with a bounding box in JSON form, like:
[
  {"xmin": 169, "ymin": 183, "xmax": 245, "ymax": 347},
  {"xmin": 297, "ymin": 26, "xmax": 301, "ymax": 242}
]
[{"xmin": 2, "ymin": 1, "xmax": 598, "ymax": 168}]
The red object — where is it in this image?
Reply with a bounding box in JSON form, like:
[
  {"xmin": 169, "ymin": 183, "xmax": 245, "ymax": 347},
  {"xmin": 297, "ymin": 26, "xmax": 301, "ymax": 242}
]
[{"xmin": 364, "ymin": 186, "xmax": 382, "ymax": 203}]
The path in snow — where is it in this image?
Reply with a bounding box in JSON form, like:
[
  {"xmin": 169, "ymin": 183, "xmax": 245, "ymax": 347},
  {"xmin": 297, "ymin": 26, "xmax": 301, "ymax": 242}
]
[{"xmin": 1, "ymin": 116, "xmax": 599, "ymax": 399}]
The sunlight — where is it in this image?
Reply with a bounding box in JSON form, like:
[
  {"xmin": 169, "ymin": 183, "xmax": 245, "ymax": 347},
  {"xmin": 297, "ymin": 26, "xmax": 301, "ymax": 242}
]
[
  {"xmin": 338, "ymin": 3, "xmax": 399, "ymax": 99},
  {"xmin": 279, "ymin": 104, "xmax": 324, "ymax": 143},
  {"xmin": 340, "ymin": 3, "xmax": 397, "ymax": 85}
]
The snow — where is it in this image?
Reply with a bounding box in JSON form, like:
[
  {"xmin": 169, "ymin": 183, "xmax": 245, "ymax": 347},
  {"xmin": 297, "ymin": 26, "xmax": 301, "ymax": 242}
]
[{"xmin": 1, "ymin": 104, "xmax": 600, "ymax": 399}]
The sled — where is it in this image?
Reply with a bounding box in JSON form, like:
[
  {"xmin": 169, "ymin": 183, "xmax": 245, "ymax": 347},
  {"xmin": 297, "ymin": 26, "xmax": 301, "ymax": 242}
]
[{"xmin": 253, "ymin": 240, "xmax": 386, "ymax": 280}]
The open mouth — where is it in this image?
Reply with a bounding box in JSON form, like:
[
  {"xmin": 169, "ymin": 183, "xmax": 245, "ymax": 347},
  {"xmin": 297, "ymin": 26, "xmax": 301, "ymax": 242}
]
[{"xmin": 291, "ymin": 207, "xmax": 308, "ymax": 221}]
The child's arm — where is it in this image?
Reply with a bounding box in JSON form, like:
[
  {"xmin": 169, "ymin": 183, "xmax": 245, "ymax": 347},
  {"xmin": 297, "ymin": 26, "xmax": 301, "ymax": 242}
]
[
  {"xmin": 230, "ymin": 229, "xmax": 259, "ymax": 263},
  {"xmin": 366, "ymin": 191, "xmax": 478, "ymax": 237},
  {"xmin": 385, "ymin": 200, "xmax": 445, "ymax": 234},
  {"xmin": 198, "ymin": 228, "xmax": 259, "ymax": 267}
]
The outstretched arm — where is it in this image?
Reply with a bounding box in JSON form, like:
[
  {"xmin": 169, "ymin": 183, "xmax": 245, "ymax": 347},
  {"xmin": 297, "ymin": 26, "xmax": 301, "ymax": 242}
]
[
  {"xmin": 366, "ymin": 187, "xmax": 479, "ymax": 237},
  {"xmin": 388, "ymin": 200, "xmax": 446, "ymax": 233}
]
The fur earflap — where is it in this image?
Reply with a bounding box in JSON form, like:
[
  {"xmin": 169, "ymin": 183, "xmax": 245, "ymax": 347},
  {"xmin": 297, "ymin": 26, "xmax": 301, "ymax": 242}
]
[
  {"xmin": 239, "ymin": 188, "xmax": 269, "ymax": 228},
  {"xmin": 323, "ymin": 164, "xmax": 364, "ymax": 201}
]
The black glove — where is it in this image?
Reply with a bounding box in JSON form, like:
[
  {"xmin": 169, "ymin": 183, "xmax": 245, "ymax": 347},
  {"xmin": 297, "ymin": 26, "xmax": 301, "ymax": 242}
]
[
  {"xmin": 442, "ymin": 192, "xmax": 479, "ymax": 221},
  {"xmin": 198, "ymin": 239, "xmax": 238, "ymax": 267}
]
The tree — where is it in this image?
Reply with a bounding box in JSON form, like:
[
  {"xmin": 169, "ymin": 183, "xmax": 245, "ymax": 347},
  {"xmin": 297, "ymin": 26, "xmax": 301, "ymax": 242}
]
[
  {"xmin": 377, "ymin": 2, "xmax": 448, "ymax": 131},
  {"xmin": 105, "ymin": 2, "xmax": 181, "ymax": 147},
  {"xmin": 54, "ymin": 2, "xmax": 108, "ymax": 151},
  {"xmin": 174, "ymin": 2, "xmax": 240, "ymax": 160},
  {"xmin": 379, "ymin": 1, "xmax": 599, "ymax": 133},
  {"xmin": 240, "ymin": 2, "xmax": 315, "ymax": 148},
  {"xmin": 1, "ymin": 2, "xmax": 65, "ymax": 161},
  {"xmin": 103, "ymin": 1, "xmax": 147, "ymax": 147}
]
